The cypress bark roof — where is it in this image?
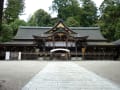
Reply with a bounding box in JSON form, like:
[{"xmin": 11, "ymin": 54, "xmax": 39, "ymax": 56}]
[
  {"xmin": 112, "ymin": 39, "xmax": 120, "ymax": 45},
  {"xmin": 14, "ymin": 26, "xmax": 106, "ymax": 40}
]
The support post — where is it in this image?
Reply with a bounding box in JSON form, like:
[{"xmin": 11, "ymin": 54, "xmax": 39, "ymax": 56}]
[
  {"xmin": 43, "ymin": 47, "xmax": 45, "ymax": 59},
  {"xmin": 75, "ymin": 40, "xmax": 78, "ymax": 59},
  {"xmin": 82, "ymin": 47, "xmax": 86, "ymax": 60},
  {"xmin": 66, "ymin": 35, "xmax": 68, "ymax": 48},
  {"xmin": 52, "ymin": 36, "xmax": 55, "ymax": 49}
]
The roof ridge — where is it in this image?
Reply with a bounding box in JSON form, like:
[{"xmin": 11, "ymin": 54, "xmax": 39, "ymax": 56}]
[
  {"xmin": 19, "ymin": 26, "xmax": 100, "ymax": 30},
  {"xmin": 19, "ymin": 26, "xmax": 52, "ymax": 29}
]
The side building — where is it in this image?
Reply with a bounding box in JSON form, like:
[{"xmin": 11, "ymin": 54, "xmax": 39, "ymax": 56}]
[{"xmin": 0, "ymin": 21, "xmax": 120, "ymax": 60}]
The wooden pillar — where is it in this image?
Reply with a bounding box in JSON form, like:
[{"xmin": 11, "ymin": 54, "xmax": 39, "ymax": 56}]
[
  {"xmin": 66, "ymin": 35, "xmax": 68, "ymax": 48},
  {"xmin": 75, "ymin": 39, "xmax": 78, "ymax": 59},
  {"xmin": 23, "ymin": 46, "xmax": 26, "ymax": 59},
  {"xmin": 53, "ymin": 36, "xmax": 55, "ymax": 49},
  {"xmin": 68, "ymin": 52, "xmax": 71, "ymax": 60},
  {"xmin": 50, "ymin": 52, "xmax": 52, "ymax": 60},
  {"xmin": 43, "ymin": 39, "xmax": 46, "ymax": 59},
  {"xmin": 66, "ymin": 39, "xmax": 68, "ymax": 48},
  {"xmin": 82, "ymin": 47, "xmax": 86, "ymax": 60}
]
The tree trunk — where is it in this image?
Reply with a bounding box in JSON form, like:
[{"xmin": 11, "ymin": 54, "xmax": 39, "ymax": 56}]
[{"xmin": 0, "ymin": 0, "xmax": 4, "ymax": 29}]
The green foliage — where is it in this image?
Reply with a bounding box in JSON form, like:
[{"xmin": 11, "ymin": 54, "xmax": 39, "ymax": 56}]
[
  {"xmin": 51, "ymin": 0, "xmax": 97, "ymax": 26},
  {"xmin": 1, "ymin": 0, "xmax": 120, "ymax": 42},
  {"xmin": 80, "ymin": 0, "xmax": 97, "ymax": 26},
  {"xmin": 49, "ymin": 18, "xmax": 58, "ymax": 26},
  {"xmin": 51, "ymin": 0, "xmax": 81, "ymax": 21},
  {"xmin": 65, "ymin": 17, "xmax": 79, "ymax": 27},
  {"xmin": 99, "ymin": 0, "xmax": 120, "ymax": 41},
  {"xmin": 10, "ymin": 19, "xmax": 27, "ymax": 35},
  {"xmin": 28, "ymin": 9, "xmax": 51, "ymax": 26},
  {"xmin": 4, "ymin": 0, "xmax": 24, "ymax": 24},
  {"xmin": 0, "ymin": 24, "xmax": 13, "ymax": 42},
  {"xmin": 0, "ymin": 19, "xmax": 26, "ymax": 42},
  {"xmin": 114, "ymin": 19, "xmax": 120, "ymax": 39},
  {"xmin": 0, "ymin": 0, "xmax": 25, "ymax": 42}
]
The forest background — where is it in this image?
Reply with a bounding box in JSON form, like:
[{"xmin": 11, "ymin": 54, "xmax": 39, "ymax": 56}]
[{"xmin": 0, "ymin": 0, "xmax": 120, "ymax": 42}]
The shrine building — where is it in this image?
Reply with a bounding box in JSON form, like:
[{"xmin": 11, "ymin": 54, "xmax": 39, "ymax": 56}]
[{"xmin": 0, "ymin": 21, "xmax": 120, "ymax": 60}]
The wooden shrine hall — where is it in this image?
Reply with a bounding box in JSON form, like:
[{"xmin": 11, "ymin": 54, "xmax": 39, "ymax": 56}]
[{"xmin": 0, "ymin": 21, "xmax": 120, "ymax": 60}]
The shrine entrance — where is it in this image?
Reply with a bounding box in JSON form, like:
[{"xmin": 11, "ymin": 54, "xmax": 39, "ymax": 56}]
[{"xmin": 50, "ymin": 48, "xmax": 70, "ymax": 60}]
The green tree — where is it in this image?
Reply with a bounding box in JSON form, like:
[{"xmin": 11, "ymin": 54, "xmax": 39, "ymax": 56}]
[
  {"xmin": 10, "ymin": 19, "xmax": 27, "ymax": 35},
  {"xmin": 51, "ymin": 0, "xmax": 97, "ymax": 26},
  {"xmin": 51, "ymin": 0, "xmax": 81, "ymax": 22},
  {"xmin": 80, "ymin": 0, "xmax": 97, "ymax": 26},
  {"xmin": 4, "ymin": 0, "xmax": 24, "ymax": 24},
  {"xmin": 0, "ymin": 24, "xmax": 13, "ymax": 42},
  {"xmin": 65, "ymin": 17, "xmax": 79, "ymax": 27},
  {"xmin": 28, "ymin": 9, "xmax": 51, "ymax": 26},
  {"xmin": 49, "ymin": 17, "xmax": 58, "ymax": 26},
  {"xmin": 115, "ymin": 20, "xmax": 120, "ymax": 39},
  {"xmin": 99, "ymin": 0, "xmax": 120, "ymax": 41}
]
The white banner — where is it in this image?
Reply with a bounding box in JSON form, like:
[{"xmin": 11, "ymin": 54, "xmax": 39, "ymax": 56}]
[{"xmin": 5, "ymin": 51, "xmax": 10, "ymax": 60}]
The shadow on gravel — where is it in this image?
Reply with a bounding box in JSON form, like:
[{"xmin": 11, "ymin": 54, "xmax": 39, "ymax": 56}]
[{"xmin": 0, "ymin": 80, "xmax": 6, "ymax": 90}]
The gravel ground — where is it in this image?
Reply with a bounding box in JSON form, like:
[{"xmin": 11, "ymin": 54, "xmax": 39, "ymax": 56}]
[
  {"xmin": 75, "ymin": 61, "xmax": 120, "ymax": 87},
  {"xmin": 0, "ymin": 61, "xmax": 48, "ymax": 90},
  {"xmin": 0, "ymin": 60, "xmax": 120, "ymax": 90}
]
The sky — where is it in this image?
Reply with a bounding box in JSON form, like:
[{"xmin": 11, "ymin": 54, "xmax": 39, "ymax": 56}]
[{"xmin": 5, "ymin": 0, "xmax": 104, "ymax": 21}]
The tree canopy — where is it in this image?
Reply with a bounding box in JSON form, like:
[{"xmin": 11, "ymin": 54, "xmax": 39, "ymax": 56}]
[
  {"xmin": 65, "ymin": 17, "xmax": 80, "ymax": 27},
  {"xmin": 99, "ymin": 0, "xmax": 120, "ymax": 41},
  {"xmin": 28, "ymin": 9, "xmax": 51, "ymax": 26},
  {"xmin": 4, "ymin": 0, "xmax": 24, "ymax": 24},
  {"xmin": 0, "ymin": 24, "xmax": 13, "ymax": 42},
  {"xmin": 51, "ymin": 0, "xmax": 80, "ymax": 20},
  {"xmin": 51, "ymin": 0, "xmax": 97, "ymax": 27},
  {"xmin": 0, "ymin": 0, "xmax": 25, "ymax": 42},
  {"xmin": 80, "ymin": 0, "xmax": 97, "ymax": 26},
  {"xmin": 0, "ymin": 0, "xmax": 120, "ymax": 42}
]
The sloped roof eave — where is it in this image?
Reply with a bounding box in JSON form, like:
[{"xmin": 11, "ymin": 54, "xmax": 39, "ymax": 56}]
[{"xmin": 14, "ymin": 26, "xmax": 105, "ymax": 40}]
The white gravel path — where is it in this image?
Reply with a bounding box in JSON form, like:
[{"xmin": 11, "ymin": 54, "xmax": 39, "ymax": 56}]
[{"xmin": 22, "ymin": 62, "xmax": 120, "ymax": 90}]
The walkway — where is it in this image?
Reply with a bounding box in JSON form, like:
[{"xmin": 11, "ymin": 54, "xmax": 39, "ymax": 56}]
[{"xmin": 22, "ymin": 62, "xmax": 119, "ymax": 90}]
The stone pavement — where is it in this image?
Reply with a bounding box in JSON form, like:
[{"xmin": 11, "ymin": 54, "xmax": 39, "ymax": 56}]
[{"xmin": 22, "ymin": 62, "xmax": 120, "ymax": 90}]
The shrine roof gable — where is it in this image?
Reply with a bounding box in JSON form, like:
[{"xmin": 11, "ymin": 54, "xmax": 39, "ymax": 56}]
[{"xmin": 45, "ymin": 20, "xmax": 77, "ymax": 34}]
